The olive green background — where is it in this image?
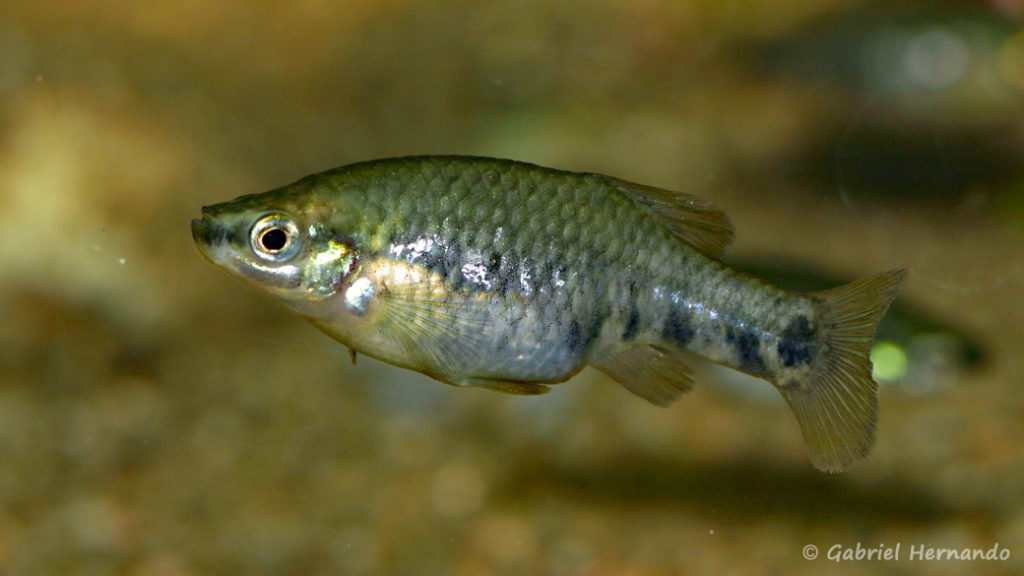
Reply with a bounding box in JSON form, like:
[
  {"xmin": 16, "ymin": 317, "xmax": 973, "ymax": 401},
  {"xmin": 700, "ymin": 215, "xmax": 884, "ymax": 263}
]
[{"xmin": 1, "ymin": 1, "xmax": 1022, "ymax": 574}]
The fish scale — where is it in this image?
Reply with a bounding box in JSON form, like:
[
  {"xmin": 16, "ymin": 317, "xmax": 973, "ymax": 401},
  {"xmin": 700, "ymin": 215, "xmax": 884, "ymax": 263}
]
[{"xmin": 193, "ymin": 155, "xmax": 904, "ymax": 472}]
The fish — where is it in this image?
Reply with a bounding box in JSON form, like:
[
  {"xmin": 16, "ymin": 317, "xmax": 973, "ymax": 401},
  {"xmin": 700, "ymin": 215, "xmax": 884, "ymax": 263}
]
[{"xmin": 191, "ymin": 155, "xmax": 905, "ymax": 472}]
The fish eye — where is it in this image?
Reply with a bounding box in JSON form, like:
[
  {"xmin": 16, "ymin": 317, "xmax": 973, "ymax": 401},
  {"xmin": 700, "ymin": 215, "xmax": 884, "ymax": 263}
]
[
  {"xmin": 260, "ymin": 228, "xmax": 288, "ymax": 251},
  {"xmin": 250, "ymin": 214, "xmax": 301, "ymax": 262}
]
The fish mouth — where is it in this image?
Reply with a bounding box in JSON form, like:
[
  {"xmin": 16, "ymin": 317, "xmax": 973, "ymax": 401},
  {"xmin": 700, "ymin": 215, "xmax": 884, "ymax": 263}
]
[
  {"xmin": 192, "ymin": 204, "xmax": 226, "ymax": 240},
  {"xmin": 191, "ymin": 215, "xmax": 211, "ymax": 245},
  {"xmin": 191, "ymin": 207, "xmax": 222, "ymax": 259}
]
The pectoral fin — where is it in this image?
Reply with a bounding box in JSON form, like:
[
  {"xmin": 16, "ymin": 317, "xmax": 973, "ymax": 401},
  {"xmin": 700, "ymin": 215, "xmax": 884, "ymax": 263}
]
[
  {"xmin": 369, "ymin": 269, "xmax": 496, "ymax": 385},
  {"xmin": 594, "ymin": 344, "xmax": 695, "ymax": 407}
]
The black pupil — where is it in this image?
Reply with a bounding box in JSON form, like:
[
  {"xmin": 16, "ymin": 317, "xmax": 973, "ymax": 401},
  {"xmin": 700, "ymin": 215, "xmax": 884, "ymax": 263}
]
[{"xmin": 260, "ymin": 228, "xmax": 289, "ymax": 251}]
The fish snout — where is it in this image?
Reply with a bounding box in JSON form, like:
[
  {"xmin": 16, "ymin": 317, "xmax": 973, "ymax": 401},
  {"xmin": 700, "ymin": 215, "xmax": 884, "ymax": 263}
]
[
  {"xmin": 191, "ymin": 213, "xmax": 213, "ymax": 246},
  {"xmin": 191, "ymin": 206, "xmax": 229, "ymax": 251}
]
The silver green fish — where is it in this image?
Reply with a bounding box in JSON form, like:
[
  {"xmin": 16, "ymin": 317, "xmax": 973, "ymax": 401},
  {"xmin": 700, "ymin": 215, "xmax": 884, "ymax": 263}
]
[{"xmin": 192, "ymin": 156, "xmax": 905, "ymax": 472}]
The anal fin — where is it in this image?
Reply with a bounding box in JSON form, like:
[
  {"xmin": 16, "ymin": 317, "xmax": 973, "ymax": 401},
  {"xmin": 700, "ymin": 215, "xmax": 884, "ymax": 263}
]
[
  {"xmin": 594, "ymin": 345, "xmax": 694, "ymax": 407},
  {"xmin": 463, "ymin": 378, "xmax": 551, "ymax": 396}
]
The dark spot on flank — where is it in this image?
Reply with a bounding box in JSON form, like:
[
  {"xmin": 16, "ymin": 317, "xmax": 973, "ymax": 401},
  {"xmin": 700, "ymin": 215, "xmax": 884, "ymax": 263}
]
[
  {"xmin": 727, "ymin": 326, "xmax": 766, "ymax": 375},
  {"xmin": 662, "ymin": 307, "xmax": 694, "ymax": 346},
  {"xmin": 495, "ymin": 250, "xmax": 520, "ymax": 296},
  {"xmin": 487, "ymin": 252, "xmax": 502, "ymax": 274},
  {"xmin": 539, "ymin": 259, "xmax": 555, "ymax": 279},
  {"xmin": 442, "ymin": 244, "xmax": 463, "ymax": 280},
  {"xmin": 778, "ymin": 315, "xmax": 817, "ymax": 367},
  {"xmin": 622, "ymin": 305, "xmax": 641, "ymax": 341},
  {"xmin": 566, "ymin": 319, "xmax": 583, "ymax": 355},
  {"xmin": 418, "ymin": 243, "xmax": 465, "ymax": 288},
  {"xmin": 417, "ymin": 249, "xmax": 442, "ymax": 273},
  {"xmin": 566, "ymin": 316, "xmax": 602, "ymax": 357},
  {"xmin": 446, "ymin": 242, "xmax": 466, "ymax": 286}
]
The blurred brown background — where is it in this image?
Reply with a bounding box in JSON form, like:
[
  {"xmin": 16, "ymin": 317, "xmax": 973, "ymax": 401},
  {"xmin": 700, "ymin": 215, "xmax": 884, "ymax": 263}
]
[{"xmin": 1, "ymin": 1, "xmax": 1023, "ymax": 574}]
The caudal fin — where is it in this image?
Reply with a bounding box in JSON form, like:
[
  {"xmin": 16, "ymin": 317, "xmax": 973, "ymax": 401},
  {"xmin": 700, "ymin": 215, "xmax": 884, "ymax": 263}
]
[{"xmin": 779, "ymin": 267, "xmax": 907, "ymax": 472}]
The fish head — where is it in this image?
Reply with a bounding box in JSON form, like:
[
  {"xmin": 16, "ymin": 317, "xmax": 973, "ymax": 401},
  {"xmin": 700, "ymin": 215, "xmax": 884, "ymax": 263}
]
[{"xmin": 191, "ymin": 188, "xmax": 361, "ymax": 315}]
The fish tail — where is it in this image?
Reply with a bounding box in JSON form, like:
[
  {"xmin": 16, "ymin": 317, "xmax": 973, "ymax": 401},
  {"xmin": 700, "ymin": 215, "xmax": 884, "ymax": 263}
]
[{"xmin": 779, "ymin": 267, "xmax": 907, "ymax": 472}]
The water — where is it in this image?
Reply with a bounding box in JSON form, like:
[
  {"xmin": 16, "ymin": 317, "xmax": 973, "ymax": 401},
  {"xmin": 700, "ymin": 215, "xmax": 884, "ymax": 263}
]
[{"xmin": 1, "ymin": 1, "xmax": 1022, "ymax": 574}]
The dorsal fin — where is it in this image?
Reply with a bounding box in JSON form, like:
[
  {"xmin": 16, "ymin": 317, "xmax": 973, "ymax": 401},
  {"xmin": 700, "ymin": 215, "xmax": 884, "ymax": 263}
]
[{"xmin": 603, "ymin": 176, "xmax": 734, "ymax": 258}]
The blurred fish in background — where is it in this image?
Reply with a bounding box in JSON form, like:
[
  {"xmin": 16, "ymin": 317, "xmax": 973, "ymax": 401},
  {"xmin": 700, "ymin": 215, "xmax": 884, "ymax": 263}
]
[
  {"xmin": 748, "ymin": 2, "xmax": 1024, "ymax": 100},
  {"xmin": 734, "ymin": 0, "xmax": 1024, "ymax": 208}
]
